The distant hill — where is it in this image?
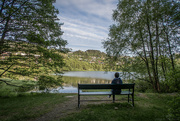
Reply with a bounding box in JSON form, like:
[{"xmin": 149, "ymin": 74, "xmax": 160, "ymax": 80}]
[
  {"xmin": 72, "ymin": 50, "xmax": 106, "ymax": 57},
  {"xmin": 63, "ymin": 50, "xmax": 107, "ymax": 71}
]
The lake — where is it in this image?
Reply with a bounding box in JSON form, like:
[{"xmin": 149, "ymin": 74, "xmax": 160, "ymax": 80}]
[{"xmin": 49, "ymin": 71, "xmax": 120, "ymax": 93}]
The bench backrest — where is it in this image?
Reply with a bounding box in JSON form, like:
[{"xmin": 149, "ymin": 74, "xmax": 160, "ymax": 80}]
[{"xmin": 78, "ymin": 83, "xmax": 135, "ymax": 90}]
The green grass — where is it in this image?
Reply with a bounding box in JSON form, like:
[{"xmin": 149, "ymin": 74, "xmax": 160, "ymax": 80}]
[
  {"xmin": 61, "ymin": 93, "xmax": 175, "ymax": 121},
  {"xmin": 0, "ymin": 93, "xmax": 68, "ymax": 121},
  {"xmin": 0, "ymin": 78, "xmax": 37, "ymax": 97},
  {"xmin": 0, "ymin": 92, "xmax": 177, "ymax": 121}
]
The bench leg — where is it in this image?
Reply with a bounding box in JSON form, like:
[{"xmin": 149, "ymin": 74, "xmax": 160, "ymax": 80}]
[
  {"xmin": 113, "ymin": 94, "xmax": 115, "ymax": 103},
  {"xmin": 132, "ymin": 94, "xmax": 134, "ymax": 106},
  {"xmin": 78, "ymin": 94, "xmax": 80, "ymax": 108}
]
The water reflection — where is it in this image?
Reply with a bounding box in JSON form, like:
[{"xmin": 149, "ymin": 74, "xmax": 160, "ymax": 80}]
[
  {"xmin": 62, "ymin": 71, "xmax": 115, "ymax": 80},
  {"xmin": 46, "ymin": 71, "xmax": 134, "ymax": 93},
  {"xmin": 62, "ymin": 76, "xmax": 111, "ymax": 87},
  {"xmin": 51, "ymin": 76, "xmax": 112, "ymax": 93},
  {"xmin": 50, "ymin": 86, "xmax": 78, "ymax": 93},
  {"xmin": 35, "ymin": 71, "xmax": 135, "ymax": 93}
]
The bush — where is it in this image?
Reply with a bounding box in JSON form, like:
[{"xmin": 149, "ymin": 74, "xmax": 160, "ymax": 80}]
[
  {"xmin": 167, "ymin": 95, "xmax": 180, "ymax": 121},
  {"xmin": 126, "ymin": 79, "xmax": 153, "ymax": 92},
  {"xmin": 166, "ymin": 68, "xmax": 180, "ymax": 92},
  {"xmin": 0, "ymin": 78, "xmax": 37, "ymax": 97},
  {"xmin": 38, "ymin": 75, "xmax": 63, "ymax": 90}
]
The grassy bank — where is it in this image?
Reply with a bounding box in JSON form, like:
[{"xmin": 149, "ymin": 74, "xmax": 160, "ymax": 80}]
[
  {"xmin": 0, "ymin": 78, "xmax": 37, "ymax": 97},
  {"xmin": 0, "ymin": 93, "xmax": 69, "ymax": 121},
  {"xmin": 61, "ymin": 93, "xmax": 178, "ymax": 121},
  {"xmin": 0, "ymin": 92, "xmax": 178, "ymax": 121}
]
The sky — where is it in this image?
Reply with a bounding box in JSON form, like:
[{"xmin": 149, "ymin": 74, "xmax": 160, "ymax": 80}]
[{"xmin": 54, "ymin": 0, "xmax": 118, "ymax": 52}]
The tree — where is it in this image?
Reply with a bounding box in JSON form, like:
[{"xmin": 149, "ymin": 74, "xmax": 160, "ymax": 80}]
[
  {"xmin": 103, "ymin": 0, "xmax": 180, "ymax": 92},
  {"xmin": 0, "ymin": 0, "xmax": 68, "ymax": 89}
]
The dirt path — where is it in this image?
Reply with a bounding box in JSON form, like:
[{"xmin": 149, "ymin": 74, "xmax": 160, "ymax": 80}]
[
  {"xmin": 31, "ymin": 95, "xmax": 79, "ymax": 121},
  {"xmin": 32, "ymin": 95, "xmax": 114, "ymax": 121}
]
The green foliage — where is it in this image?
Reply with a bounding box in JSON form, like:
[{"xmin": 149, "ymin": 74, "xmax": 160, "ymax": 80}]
[
  {"xmin": 73, "ymin": 50, "xmax": 106, "ymax": 57},
  {"xmin": 127, "ymin": 79, "xmax": 154, "ymax": 93},
  {"xmin": 38, "ymin": 75, "xmax": 63, "ymax": 90},
  {"xmin": 103, "ymin": 0, "xmax": 180, "ymax": 92},
  {"xmin": 0, "ymin": 78, "xmax": 37, "ymax": 97},
  {"xmin": 63, "ymin": 50, "xmax": 106, "ymax": 71},
  {"xmin": 0, "ymin": 0, "xmax": 67, "ymax": 90},
  {"xmin": 26, "ymin": 31, "xmax": 48, "ymax": 46},
  {"xmin": 165, "ymin": 68, "xmax": 180, "ymax": 92},
  {"xmin": 167, "ymin": 95, "xmax": 180, "ymax": 121}
]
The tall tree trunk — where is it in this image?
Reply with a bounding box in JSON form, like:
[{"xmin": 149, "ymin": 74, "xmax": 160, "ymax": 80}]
[
  {"xmin": 159, "ymin": 46, "xmax": 167, "ymax": 80},
  {"xmin": 159, "ymin": 46, "xmax": 169, "ymax": 92},
  {"xmin": 155, "ymin": 22, "xmax": 160, "ymax": 91},
  {"xmin": 166, "ymin": 32, "xmax": 175, "ymax": 70},
  {"xmin": 145, "ymin": 5, "xmax": 159, "ymax": 92},
  {"xmin": 139, "ymin": 28, "xmax": 154, "ymax": 88},
  {"xmin": 0, "ymin": 16, "xmax": 10, "ymax": 54},
  {"xmin": 164, "ymin": 28, "xmax": 178, "ymax": 89}
]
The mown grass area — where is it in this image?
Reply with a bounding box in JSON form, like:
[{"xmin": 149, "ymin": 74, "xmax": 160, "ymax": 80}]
[
  {"xmin": 61, "ymin": 93, "xmax": 178, "ymax": 121},
  {"xmin": 0, "ymin": 92, "xmax": 178, "ymax": 121},
  {"xmin": 0, "ymin": 78, "xmax": 37, "ymax": 97},
  {"xmin": 0, "ymin": 93, "xmax": 69, "ymax": 121}
]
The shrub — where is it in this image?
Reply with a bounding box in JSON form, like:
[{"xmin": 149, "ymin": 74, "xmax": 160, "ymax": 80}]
[
  {"xmin": 167, "ymin": 95, "xmax": 180, "ymax": 121},
  {"xmin": 38, "ymin": 75, "xmax": 63, "ymax": 90},
  {"xmin": 126, "ymin": 79, "xmax": 153, "ymax": 92}
]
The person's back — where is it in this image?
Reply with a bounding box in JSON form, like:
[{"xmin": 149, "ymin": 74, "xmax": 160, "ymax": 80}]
[{"xmin": 111, "ymin": 72, "xmax": 123, "ymax": 94}]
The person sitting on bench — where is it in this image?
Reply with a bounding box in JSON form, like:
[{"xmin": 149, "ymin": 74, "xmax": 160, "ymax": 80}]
[{"xmin": 109, "ymin": 72, "xmax": 123, "ymax": 98}]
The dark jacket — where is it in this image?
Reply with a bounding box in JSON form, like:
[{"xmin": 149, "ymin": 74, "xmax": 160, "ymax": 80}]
[{"xmin": 111, "ymin": 77, "xmax": 123, "ymax": 94}]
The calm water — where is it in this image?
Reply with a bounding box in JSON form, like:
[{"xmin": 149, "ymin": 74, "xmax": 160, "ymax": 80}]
[
  {"xmin": 62, "ymin": 71, "xmax": 115, "ymax": 80},
  {"xmin": 49, "ymin": 71, "xmax": 119, "ymax": 93}
]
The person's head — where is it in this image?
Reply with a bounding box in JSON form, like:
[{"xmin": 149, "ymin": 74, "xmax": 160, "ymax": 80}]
[{"xmin": 114, "ymin": 72, "xmax": 119, "ymax": 78}]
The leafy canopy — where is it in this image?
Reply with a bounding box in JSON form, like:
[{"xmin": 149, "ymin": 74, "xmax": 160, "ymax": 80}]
[
  {"xmin": 103, "ymin": 0, "xmax": 180, "ymax": 92},
  {"xmin": 0, "ymin": 0, "xmax": 68, "ymax": 89}
]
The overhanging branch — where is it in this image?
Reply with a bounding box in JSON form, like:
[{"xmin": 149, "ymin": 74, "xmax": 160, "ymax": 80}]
[
  {"xmin": 0, "ymin": 79, "xmax": 24, "ymax": 88},
  {"xmin": 0, "ymin": 63, "xmax": 14, "ymax": 77}
]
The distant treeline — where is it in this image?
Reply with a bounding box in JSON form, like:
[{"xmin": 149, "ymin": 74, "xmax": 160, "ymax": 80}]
[{"xmin": 62, "ymin": 50, "xmax": 107, "ymax": 71}]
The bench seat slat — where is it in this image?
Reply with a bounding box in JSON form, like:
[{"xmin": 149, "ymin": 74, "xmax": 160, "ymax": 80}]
[
  {"xmin": 78, "ymin": 84, "xmax": 134, "ymax": 89},
  {"xmin": 79, "ymin": 91, "xmax": 132, "ymax": 95},
  {"xmin": 80, "ymin": 91, "xmax": 112, "ymax": 95}
]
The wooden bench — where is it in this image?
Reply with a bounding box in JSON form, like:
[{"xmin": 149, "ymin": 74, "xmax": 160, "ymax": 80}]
[{"xmin": 78, "ymin": 83, "xmax": 135, "ymax": 108}]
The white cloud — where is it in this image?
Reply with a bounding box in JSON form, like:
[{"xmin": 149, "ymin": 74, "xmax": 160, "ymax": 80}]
[
  {"xmin": 63, "ymin": 26, "xmax": 104, "ymax": 40},
  {"xmin": 60, "ymin": 16, "xmax": 108, "ymax": 42},
  {"xmin": 55, "ymin": 0, "xmax": 117, "ymax": 51},
  {"xmin": 56, "ymin": 0, "xmax": 116, "ymax": 20},
  {"xmin": 61, "ymin": 17, "xmax": 108, "ymax": 32}
]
